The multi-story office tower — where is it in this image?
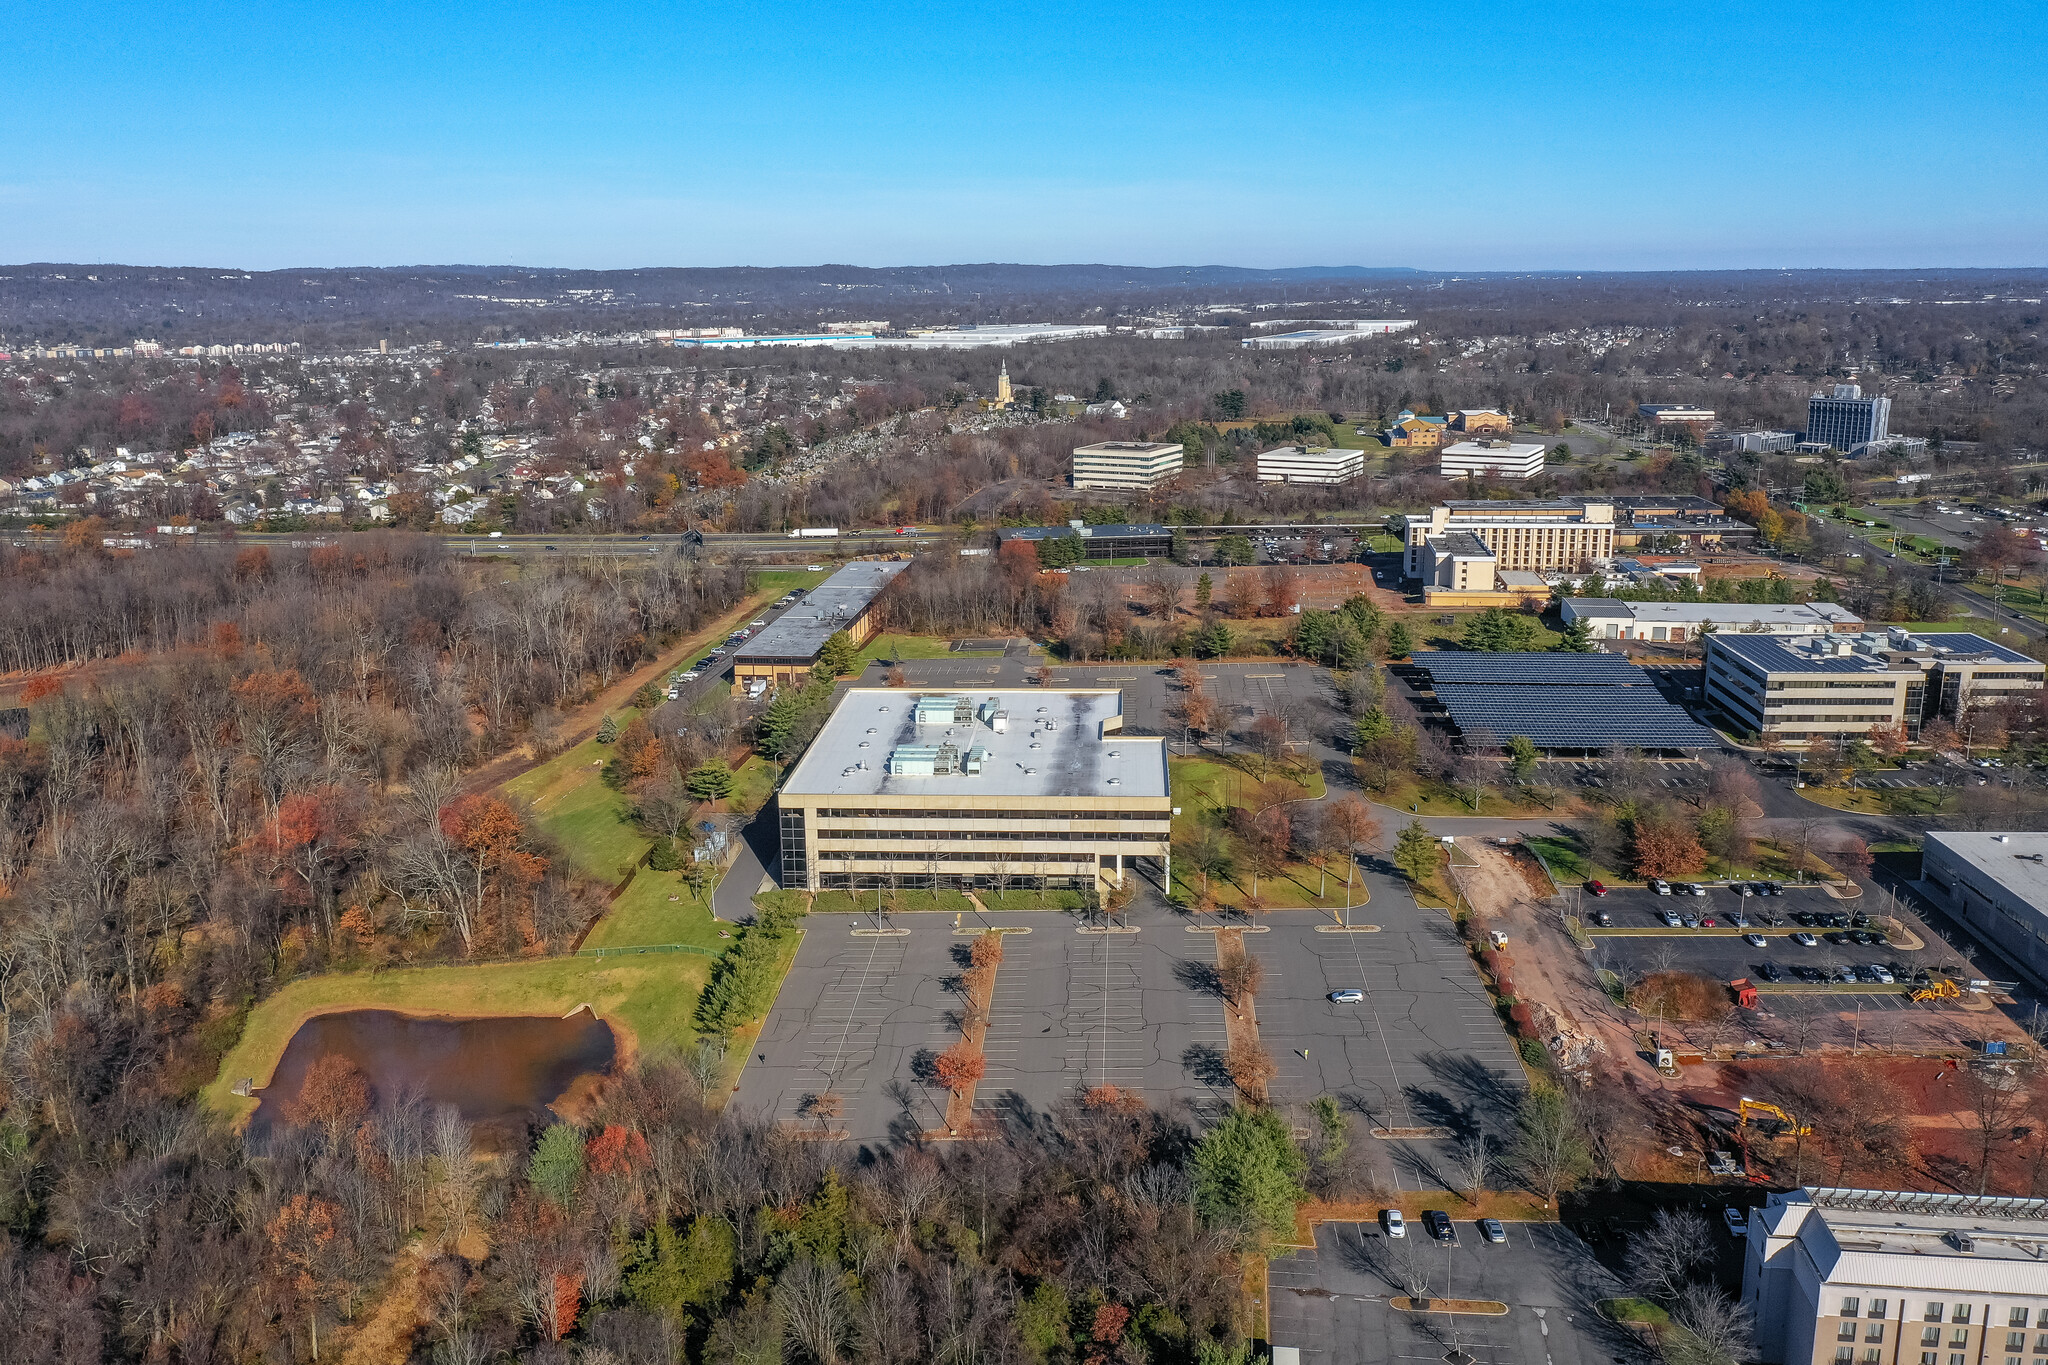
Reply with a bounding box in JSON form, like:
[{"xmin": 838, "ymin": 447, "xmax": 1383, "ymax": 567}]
[
  {"xmin": 1255, "ymin": 445, "xmax": 1365, "ymax": 484},
  {"xmin": 776, "ymin": 689, "xmax": 1172, "ymax": 893},
  {"xmin": 1807, "ymin": 384, "xmax": 1892, "ymax": 453},
  {"xmin": 1439, "ymin": 440, "xmax": 1546, "ymax": 480},
  {"xmin": 1703, "ymin": 629, "xmax": 2043, "ymax": 744},
  {"xmin": 1070, "ymin": 441, "xmax": 1184, "ymax": 490}
]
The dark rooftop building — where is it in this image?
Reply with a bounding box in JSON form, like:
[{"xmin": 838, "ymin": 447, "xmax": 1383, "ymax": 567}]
[{"xmin": 994, "ymin": 522, "xmax": 1174, "ymax": 559}]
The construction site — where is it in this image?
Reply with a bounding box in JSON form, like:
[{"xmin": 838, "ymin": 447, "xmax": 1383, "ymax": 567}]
[{"xmin": 1443, "ymin": 835, "xmax": 2046, "ymax": 1192}]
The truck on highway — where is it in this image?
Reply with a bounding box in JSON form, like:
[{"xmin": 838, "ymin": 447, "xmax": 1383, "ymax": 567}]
[{"xmin": 787, "ymin": 527, "xmax": 840, "ymax": 538}]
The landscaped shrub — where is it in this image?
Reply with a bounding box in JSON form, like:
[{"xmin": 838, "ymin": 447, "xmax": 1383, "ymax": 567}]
[
  {"xmin": 696, "ymin": 897, "xmax": 810, "ymax": 1032},
  {"xmin": 646, "ymin": 837, "xmax": 682, "ymax": 872}
]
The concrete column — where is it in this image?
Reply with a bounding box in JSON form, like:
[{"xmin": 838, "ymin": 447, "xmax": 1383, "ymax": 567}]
[{"xmin": 1116, "ymin": 852, "xmax": 1124, "ymax": 888}]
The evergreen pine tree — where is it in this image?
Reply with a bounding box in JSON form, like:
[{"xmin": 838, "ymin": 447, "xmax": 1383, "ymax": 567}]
[{"xmin": 596, "ymin": 714, "xmax": 620, "ymax": 744}]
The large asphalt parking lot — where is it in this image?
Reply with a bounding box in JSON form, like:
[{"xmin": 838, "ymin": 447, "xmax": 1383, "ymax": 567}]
[
  {"xmin": 1583, "ymin": 884, "xmax": 1955, "ymax": 1014},
  {"xmin": 735, "ymin": 866, "xmax": 1526, "ymax": 1162},
  {"xmin": 1268, "ymin": 1218, "xmax": 1639, "ymax": 1365}
]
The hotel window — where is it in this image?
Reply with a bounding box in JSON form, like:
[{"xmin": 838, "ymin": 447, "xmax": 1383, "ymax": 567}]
[
  {"xmin": 1836, "ymin": 1350, "xmax": 1854, "ymax": 1364},
  {"xmin": 2016, "ymin": 1311, "xmax": 2033, "ymax": 1329},
  {"xmin": 2035, "ymin": 1334, "xmax": 2048, "ymax": 1353},
  {"xmin": 1862, "ymin": 1352, "xmax": 1880, "ymax": 1364},
  {"xmin": 1872, "ymin": 1302, "xmax": 1890, "ymax": 1320},
  {"xmin": 1844, "ymin": 1299, "xmax": 1863, "ymax": 1317},
  {"xmin": 1959, "ymin": 1308, "xmax": 1976, "ymax": 1325},
  {"xmin": 1956, "ymin": 1355, "xmax": 1971, "ymax": 1365},
  {"xmin": 1955, "ymin": 1330, "xmax": 1973, "ymax": 1347},
  {"xmin": 2015, "ymin": 1335, "xmax": 2031, "ymax": 1351},
  {"xmin": 1868, "ymin": 1326, "xmax": 1886, "ymax": 1343},
  {"xmin": 1840, "ymin": 1324, "xmax": 1861, "ymax": 1341},
  {"xmin": 1924, "ymin": 1329, "xmax": 1943, "ymax": 1347},
  {"xmin": 2013, "ymin": 1358, "xmax": 2026, "ymax": 1365},
  {"xmin": 1919, "ymin": 1355, "xmax": 1935, "ymax": 1365}
]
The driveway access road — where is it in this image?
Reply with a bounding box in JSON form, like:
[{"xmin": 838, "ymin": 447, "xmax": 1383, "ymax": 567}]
[{"xmin": 1268, "ymin": 1218, "xmax": 1636, "ymax": 1365}]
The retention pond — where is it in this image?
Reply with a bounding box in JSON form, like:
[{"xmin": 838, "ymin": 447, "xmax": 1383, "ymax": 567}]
[{"xmin": 252, "ymin": 1007, "xmax": 617, "ymax": 1147}]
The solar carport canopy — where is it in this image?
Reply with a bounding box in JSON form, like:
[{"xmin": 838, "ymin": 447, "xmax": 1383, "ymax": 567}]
[
  {"xmin": 1413, "ymin": 651, "xmax": 1719, "ymax": 750},
  {"xmin": 1412, "ymin": 651, "xmax": 1651, "ymax": 686},
  {"xmin": 1433, "ymin": 687, "xmax": 1719, "ymax": 750}
]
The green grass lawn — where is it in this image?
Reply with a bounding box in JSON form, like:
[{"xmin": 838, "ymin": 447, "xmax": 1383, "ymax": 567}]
[
  {"xmin": 811, "ymin": 887, "xmax": 976, "ymax": 915},
  {"xmin": 751, "ymin": 567, "xmax": 829, "ymax": 594},
  {"xmin": 507, "ymin": 736, "xmax": 648, "ymax": 880},
  {"xmin": 730, "ymin": 755, "xmax": 782, "ymax": 817},
  {"xmin": 854, "ymin": 633, "xmax": 976, "ymax": 667},
  {"xmin": 204, "ymin": 952, "xmax": 716, "ymax": 1124},
  {"xmin": 581, "ymin": 868, "xmax": 724, "ymax": 949},
  {"xmin": 977, "ymin": 887, "xmax": 1091, "ymax": 912},
  {"xmin": 1364, "ymin": 769, "xmax": 1578, "ymax": 817},
  {"xmin": 1168, "ymin": 754, "xmax": 1366, "ymax": 910}
]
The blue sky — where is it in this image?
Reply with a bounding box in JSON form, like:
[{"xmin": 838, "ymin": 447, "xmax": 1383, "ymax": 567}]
[{"xmin": 4, "ymin": 0, "xmax": 2044, "ymax": 270}]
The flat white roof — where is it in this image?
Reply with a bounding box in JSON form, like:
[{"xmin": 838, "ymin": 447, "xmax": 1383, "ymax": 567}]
[
  {"xmin": 1561, "ymin": 598, "xmax": 1861, "ymax": 627},
  {"xmin": 1441, "ymin": 441, "xmax": 1546, "ymax": 458},
  {"xmin": 781, "ymin": 689, "xmax": 1170, "ymax": 801},
  {"xmin": 1926, "ymin": 832, "xmax": 2048, "ymax": 915}
]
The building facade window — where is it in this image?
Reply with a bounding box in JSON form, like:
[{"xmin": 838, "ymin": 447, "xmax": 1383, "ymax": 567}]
[
  {"xmin": 1957, "ymin": 1308, "xmax": 1975, "ymax": 1325},
  {"xmin": 1868, "ymin": 1325, "xmax": 1886, "ymax": 1343},
  {"xmin": 1872, "ymin": 1301, "xmax": 1890, "ymax": 1319},
  {"xmin": 1928, "ymin": 1306, "xmax": 1947, "ymax": 1323},
  {"xmin": 1925, "ymin": 1329, "xmax": 1944, "ymax": 1347},
  {"xmin": 1836, "ymin": 1350, "xmax": 1855, "ymax": 1364},
  {"xmin": 2015, "ymin": 1311, "xmax": 2032, "ymax": 1329}
]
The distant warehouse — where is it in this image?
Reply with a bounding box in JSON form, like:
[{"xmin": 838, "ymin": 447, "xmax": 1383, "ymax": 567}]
[
  {"xmin": 730, "ymin": 560, "xmax": 908, "ymax": 694},
  {"xmin": 994, "ymin": 522, "xmax": 1174, "ymax": 560},
  {"xmin": 1255, "ymin": 444, "xmax": 1364, "ymax": 484},
  {"xmin": 1071, "ymin": 441, "xmax": 1184, "ymax": 491},
  {"xmin": 1439, "ymin": 439, "xmax": 1546, "ymax": 480}
]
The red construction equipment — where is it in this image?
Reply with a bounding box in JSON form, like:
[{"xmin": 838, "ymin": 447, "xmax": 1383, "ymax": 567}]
[{"xmin": 1730, "ymin": 977, "xmax": 1759, "ymax": 1009}]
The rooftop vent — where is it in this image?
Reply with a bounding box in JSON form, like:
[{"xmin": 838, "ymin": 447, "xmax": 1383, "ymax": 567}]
[{"xmin": 1950, "ymin": 1231, "xmax": 1977, "ymax": 1252}]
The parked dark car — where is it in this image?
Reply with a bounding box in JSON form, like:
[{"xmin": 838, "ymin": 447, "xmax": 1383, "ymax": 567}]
[
  {"xmin": 1424, "ymin": 1210, "xmax": 1455, "ymax": 1242},
  {"xmin": 1757, "ymin": 962, "xmax": 1782, "ymax": 982}
]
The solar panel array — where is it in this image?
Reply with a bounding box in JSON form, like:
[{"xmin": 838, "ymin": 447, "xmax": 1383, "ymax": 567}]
[
  {"xmin": 1435, "ymin": 686, "xmax": 1720, "ymax": 750},
  {"xmin": 1412, "ymin": 651, "xmax": 1650, "ymax": 686}
]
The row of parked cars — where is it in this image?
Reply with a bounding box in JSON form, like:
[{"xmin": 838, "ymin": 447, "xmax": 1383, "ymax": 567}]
[
  {"xmin": 1380, "ymin": 1209, "xmax": 1507, "ymax": 1244},
  {"xmin": 1755, "ymin": 961, "xmax": 1915, "ymax": 985}
]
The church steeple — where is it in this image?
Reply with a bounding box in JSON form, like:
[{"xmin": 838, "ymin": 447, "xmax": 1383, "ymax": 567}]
[{"xmin": 995, "ymin": 360, "xmax": 1013, "ymax": 407}]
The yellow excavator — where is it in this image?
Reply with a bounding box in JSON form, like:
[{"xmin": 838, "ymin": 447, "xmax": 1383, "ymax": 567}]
[
  {"xmin": 1738, "ymin": 1097, "xmax": 1812, "ymax": 1136},
  {"xmin": 1912, "ymin": 977, "xmax": 1962, "ymax": 1003}
]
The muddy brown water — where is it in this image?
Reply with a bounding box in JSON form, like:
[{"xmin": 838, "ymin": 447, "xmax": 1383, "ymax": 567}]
[{"xmin": 252, "ymin": 1008, "xmax": 617, "ymax": 1147}]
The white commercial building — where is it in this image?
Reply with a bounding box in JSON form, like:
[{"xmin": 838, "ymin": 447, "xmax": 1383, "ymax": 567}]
[
  {"xmin": 1071, "ymin": 441, "xmax": 1184, "ymax": 491},
  {"xmin": 1922, "ymin": 832, "xmax": 2048, "ymax": 990},
  {"xmin": 1255, "ymin": 444, "xmax": 1365, "ymax": 484},
  {"xmin": 774, "ymin": 689, "xmax": 1172, "ymax": 893},
  {"xmin": 1439, "ymin": 440, "xmax": 1546, "ymax": 480},
  {"xmin": 1402, "ymin": 499, "xmax": 1617, "ymax": 581},
  {"xmin": 1560, "ymin": 598, "xmax": 1863, "ymax": 643},
  {"xmin": 1743, "ymin": 1186, "xmax": 2048, "ymax": 1365},
  {"xmin": 1242, "ymin": 320, "xmax": 1416, "ymax": 350}
]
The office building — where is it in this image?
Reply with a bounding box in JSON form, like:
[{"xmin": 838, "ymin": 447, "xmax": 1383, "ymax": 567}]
[
  {"xmin": 775, "ymin": 689, "xmax": 1172, "ymax": 892},
  {"xmin": 1440, "ymin": 439, "xmax": 1546, "ymax": 480},
  {"xmin": 994, "ymin": 522, "xmax": 1174, "ymax": 559},
  {"xmin": 1638, "ymin": 403, "xmax": 1717, "ymax": 428},
  {"xmin": 1402, "ymin": 499, "xmax": 1617, "ymax": 583},
  {"xmin": 1807, "ymin": 385, "xmax": 1892, "ymax": 454},
  {"xmin": 730, "ymin": 561, "xmax": 908, "ymax": 694},
  {"xmin": 1561, "ymin": 598, "xmax": 1862, "ymax": 644},
  {"xmin": 1743, "ymin": 1186, "xmax": 2048, "ymax": 1365},
  {"xmin": 1716, "ymin": 429, "xmax": 1801, "ymax": 454},
  {"xmin": 1449, "ymin": 409, "xmax": 1514, "ymax": 434},
  {"xmin": 1256, "ymin": 445, "xmax": 1365, "ymax": 484},
  {"xmin": 1922, "ymin": 832, "xmax": 2048, "ymax": 989},
  {"xmin": 1070, "ymin": 441, "xmax": 1185, "ymax": 491},
  {"xmin": 1703, "ymin": 629, "xmax": 2044, "ymax": 744}
]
